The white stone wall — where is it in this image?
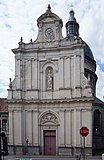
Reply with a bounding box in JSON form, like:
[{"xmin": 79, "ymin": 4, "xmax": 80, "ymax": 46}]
[
  {"xmin": 8, "ymin": 7, "xmax": 94, "ymax": 155},
  {"xmin": 8, "ymin": 41, "xmax": 92, "ymax": 100},
  {"xmin": 8, "ymin": 104, "xmax": 22, "ymax": 145},
  {"xmin": 8, "ymin": 101, "xmax": 92, "ymax": 152}
]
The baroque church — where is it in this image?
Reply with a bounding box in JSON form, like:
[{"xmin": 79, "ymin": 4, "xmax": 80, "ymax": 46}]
[{"xmin": 7, "ymin": 5, "xmax": 104, "ymax": 156}]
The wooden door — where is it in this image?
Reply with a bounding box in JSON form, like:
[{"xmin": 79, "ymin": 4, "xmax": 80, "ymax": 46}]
[{"xmin": 44, "ymin": 130, "xmax": 56, "ymax": 155}]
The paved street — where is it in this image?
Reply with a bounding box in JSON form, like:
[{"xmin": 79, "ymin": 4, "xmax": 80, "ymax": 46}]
[{"xmin": 3, "ymin": 155, "xmax": 102, "ymax": 160}]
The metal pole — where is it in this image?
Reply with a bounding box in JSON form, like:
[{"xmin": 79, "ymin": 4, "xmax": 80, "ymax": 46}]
[
  {"xmin": 0, "ymin": 125, "xmax": 2, "ymax": 160},
  {"xmin": 83, "ymin": 136, "xmax": 85, "ymax": 160}
]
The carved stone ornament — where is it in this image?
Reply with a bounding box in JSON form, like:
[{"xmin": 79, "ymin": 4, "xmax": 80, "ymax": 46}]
[
  {"xmin": 45, "ymin": 28, "xmax": 55, "ymax": 41},
  {"xmin": 47, "ymin": 69, "xmax": 53, "ymax": 90},
  {"xmin": 40, "ymin": 112, "xmax": 58, "ymax": 124}
]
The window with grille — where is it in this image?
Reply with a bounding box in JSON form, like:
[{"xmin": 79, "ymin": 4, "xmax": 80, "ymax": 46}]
[{"xmin": 2, "ymin": 119, "xmax": 7, "ymax": 131}]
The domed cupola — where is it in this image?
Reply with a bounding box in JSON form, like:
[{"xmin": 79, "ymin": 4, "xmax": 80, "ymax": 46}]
[{"xmin": 66, "ymin": 10, "xmax": 79, "ymax": 38}]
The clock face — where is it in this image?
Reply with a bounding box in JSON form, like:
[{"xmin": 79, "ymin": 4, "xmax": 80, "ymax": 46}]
[{"xmin": 45, "ymin": 28, "xmax": 55, "ymax": 41}]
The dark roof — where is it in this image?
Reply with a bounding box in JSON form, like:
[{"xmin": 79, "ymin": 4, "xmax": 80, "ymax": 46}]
[
  {"xmin": 0, "ymin": 98, "xmax": 8, "ymax": 112},
  {"xmin": 83, "ymin": 41, "xmax": 94, "ymax": 60},
  {"xmin": 93, "ymin": 97, "xmax": 104, "ymax": 106}
]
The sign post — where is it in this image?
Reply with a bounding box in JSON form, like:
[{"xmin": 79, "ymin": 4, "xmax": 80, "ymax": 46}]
[{"xmin": 80, "ymin": 127, "xmax": 89, "ymax": 160}]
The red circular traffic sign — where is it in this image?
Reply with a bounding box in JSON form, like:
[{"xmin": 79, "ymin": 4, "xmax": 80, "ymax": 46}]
[{"xmin": 80, "ymin": 127, "xmax": 89, "ymax": 137}]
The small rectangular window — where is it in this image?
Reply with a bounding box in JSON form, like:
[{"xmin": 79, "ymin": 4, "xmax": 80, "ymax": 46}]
[{"xmin": 2, "ymin": 119, "xmax": 7, "ymax": 131}]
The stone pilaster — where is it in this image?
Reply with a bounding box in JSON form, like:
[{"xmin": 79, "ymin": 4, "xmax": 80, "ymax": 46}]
[
  {"xmin": 76, "ymin": 109, "xmax": 81, "ymax": 146},
  {"xmin": 59, "ymin": 57, "xmax": 64, "ymax": 88},
  {"xmin": 70, "ymin": 56, "xmax": 74, "ymax": 89},
  {"xmin": 9, "ymin": 110, "xmax": 14, "ymax": 144},
  {"xmin": 65, "ymin": 57, "xmax": 71, "ymax": 88},
  {"xmin": 16, "ymin": 58, "xmax": 21, "ymax": 89},
  {"xmin": 33, "ymin": 110, "xmax": 39, "ymax": 145},
  {"xmin": 73, "ymin": 109, "xmax": 77, "ymax": 146},
  {"xmin": 76, "ymin": 55, "xmax": 81, "ymax": 87},
  {"xmin": 28, "ymin": 60, "xmax": 32, "ymax": 89},
  {"xmin": 65, "ymin": 110, "xmax": 71, "ymax": 146},
  {"xmin": 31, "ymin": 59, "xmax": 38, "ymax": 89},
  {"xmin": 14, "ymin": 110, "xmax": 22, "ymax": 144},
  {"xmin": 85, "ymin": 110, "xmax": 92, "ymax": 147},
  {"xmin": 59, "ymin": 110, "xmax": 65, "ymax": 146},
  {"xmin": 25, "ymin": 110, "xmax": 32, "ymax": 144}
]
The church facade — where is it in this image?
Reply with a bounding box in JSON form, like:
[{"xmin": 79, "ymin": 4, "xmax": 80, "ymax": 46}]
[{"xmin": 7, "ymin": 5, "xmax": 104, "ymax": 156}]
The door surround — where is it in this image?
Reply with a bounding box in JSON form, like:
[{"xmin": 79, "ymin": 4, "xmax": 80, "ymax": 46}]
[{"xmin": 39, "ymin": 111, "xmax": 60, "ymax": 155}]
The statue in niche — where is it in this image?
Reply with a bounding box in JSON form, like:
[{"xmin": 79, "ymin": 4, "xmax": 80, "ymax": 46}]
[{"xmin": 46, "ymin": 68, "xmax": 53, "ymax": 90}]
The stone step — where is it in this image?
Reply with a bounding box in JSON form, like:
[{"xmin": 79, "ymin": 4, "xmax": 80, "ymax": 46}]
[{"xmin": 3, "ymin": 155, "xmax": 102, "ymax": 160}]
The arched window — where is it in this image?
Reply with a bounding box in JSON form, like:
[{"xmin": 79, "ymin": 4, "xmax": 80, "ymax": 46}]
[
  {"xmin": 46, "ymin": 67, "xmax": 53, "ymax": 90},
  {"xmin": 93, "ymin": 110, "xmax": 101, "ymax": 133},
  {"xmin": 2, "ymin": 119, "xmax": 7, "ymax": 131}
]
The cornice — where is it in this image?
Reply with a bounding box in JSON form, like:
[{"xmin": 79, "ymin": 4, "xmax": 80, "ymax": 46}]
[
  {"xmin": 11, "ymin": 38, "xmax": 84, "ymax": 54},
  {"xmin": 7, "ymin": 97, "xmax": 94, "ymax": 104}
]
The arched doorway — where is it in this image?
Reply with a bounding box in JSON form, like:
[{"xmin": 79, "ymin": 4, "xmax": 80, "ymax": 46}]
[{"xmin": 39, "ymin": 111, "xmax": 59, "ymax": 155}]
